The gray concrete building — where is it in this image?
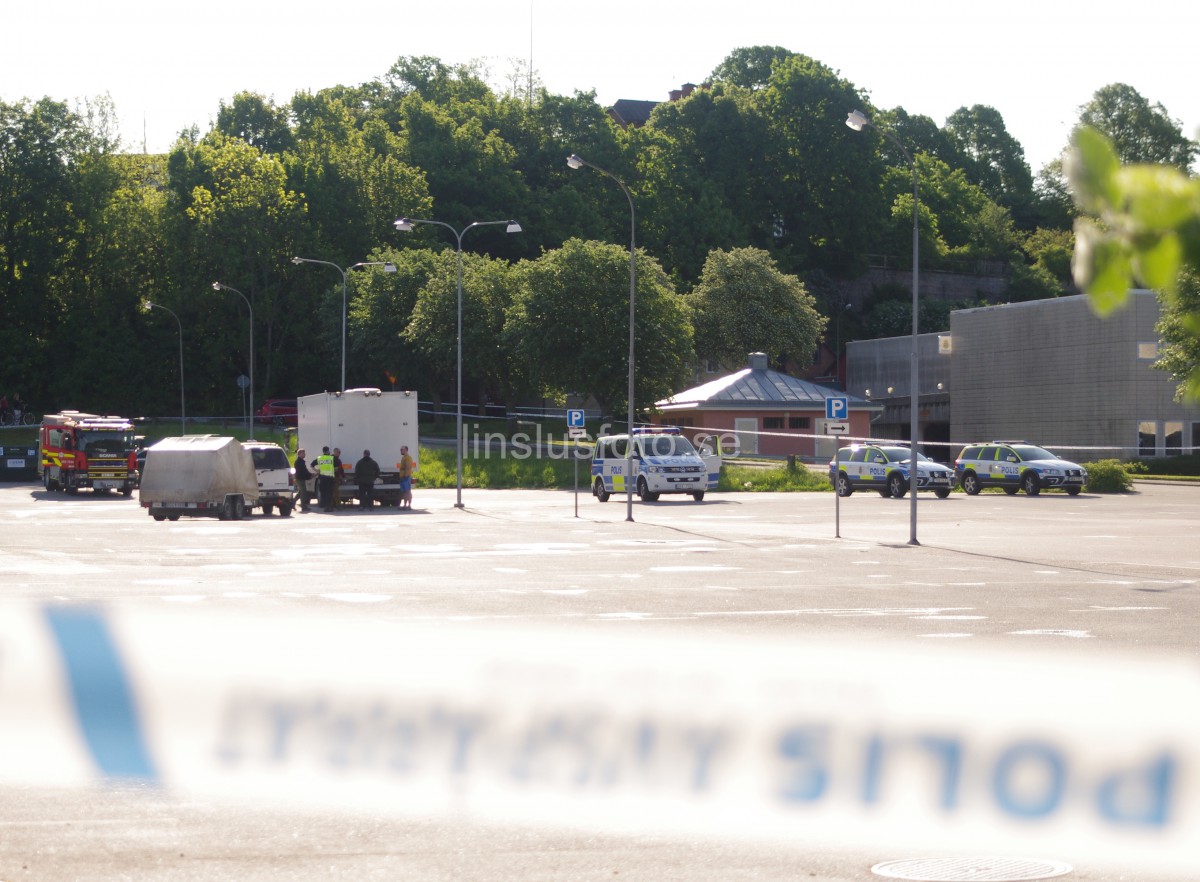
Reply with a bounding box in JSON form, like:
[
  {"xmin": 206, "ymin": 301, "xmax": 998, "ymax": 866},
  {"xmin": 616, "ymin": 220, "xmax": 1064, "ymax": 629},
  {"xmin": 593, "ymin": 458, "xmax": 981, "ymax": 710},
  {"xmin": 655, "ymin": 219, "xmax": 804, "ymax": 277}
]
[{"xmin": 846, "ymin": 290, "xmax": 1200, "ymax": 461}]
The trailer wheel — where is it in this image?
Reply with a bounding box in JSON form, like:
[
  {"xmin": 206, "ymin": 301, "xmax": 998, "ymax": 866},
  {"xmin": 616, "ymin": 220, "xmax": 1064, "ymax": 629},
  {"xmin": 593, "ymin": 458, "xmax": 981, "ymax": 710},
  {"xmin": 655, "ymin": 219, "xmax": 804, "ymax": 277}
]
[
  {"xmin": 152, "ymin": 513, "xmax": 166, "ymax": 522},
  {"xmin": 232, "ymin": 496, "xmax": 247, "ymax": 520},
  {"xmin": 261, "ymin": 502, "xmax": 274, "ymax": 516}
]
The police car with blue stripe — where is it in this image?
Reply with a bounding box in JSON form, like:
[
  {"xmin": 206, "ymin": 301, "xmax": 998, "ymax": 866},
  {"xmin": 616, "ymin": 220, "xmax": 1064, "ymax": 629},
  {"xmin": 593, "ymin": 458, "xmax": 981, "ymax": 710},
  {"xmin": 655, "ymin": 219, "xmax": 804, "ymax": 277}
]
[
  {"xmin": 591, "ymin": 427, "xmax": 718, "ymax": 502},
  {"xmin": 829, "ymin": 443, "xmax": 955, "ymax": 498},
  {"xmin": 954, "ymin": 441, "xmax": 1087, "ymax": 496}
]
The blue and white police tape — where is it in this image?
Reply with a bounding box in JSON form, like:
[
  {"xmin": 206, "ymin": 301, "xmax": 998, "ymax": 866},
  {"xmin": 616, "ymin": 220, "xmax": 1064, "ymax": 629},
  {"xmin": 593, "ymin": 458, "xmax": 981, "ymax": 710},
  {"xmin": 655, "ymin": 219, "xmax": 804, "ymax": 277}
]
[{"xmin": 2, "ymin": 602, "xmax": 1198, "ymax": 870}]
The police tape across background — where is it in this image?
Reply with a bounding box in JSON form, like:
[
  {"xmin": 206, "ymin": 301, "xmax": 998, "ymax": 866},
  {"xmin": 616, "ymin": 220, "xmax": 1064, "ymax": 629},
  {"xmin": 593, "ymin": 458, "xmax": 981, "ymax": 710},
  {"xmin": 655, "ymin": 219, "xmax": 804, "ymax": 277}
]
[{"xmin": 1, "ymin": 602, "xmax": 1197, "ymax": 872}]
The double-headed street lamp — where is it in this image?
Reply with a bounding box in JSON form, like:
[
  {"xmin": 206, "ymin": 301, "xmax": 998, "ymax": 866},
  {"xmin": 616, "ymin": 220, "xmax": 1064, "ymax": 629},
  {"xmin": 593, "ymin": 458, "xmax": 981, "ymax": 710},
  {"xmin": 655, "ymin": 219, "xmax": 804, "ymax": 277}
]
[
  {"xmin": 211, "ymin": 281, "xmax": 254, "ymax": 440},
  {"xmin": 291, "ymin": 257, "xmax": 397, "ymax": 392},
  {"xmin": 145, "ymin": 301, "xmax": 185, "ymax": 435},
  {"xmin": 393, "ymin": 217, "xmax": 522, "ymax": 509},
  {"xmin": 846, "ymin": 109, "xmax": 921, "ymax": 546},
  {"xmin": 566, "ymin": 153, "xmax": 637, "ymax": 522}
]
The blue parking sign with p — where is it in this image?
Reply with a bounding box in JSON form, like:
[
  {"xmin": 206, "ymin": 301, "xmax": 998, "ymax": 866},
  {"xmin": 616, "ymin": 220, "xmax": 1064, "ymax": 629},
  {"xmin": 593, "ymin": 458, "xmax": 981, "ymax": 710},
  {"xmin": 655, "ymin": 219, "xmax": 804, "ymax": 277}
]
[
  {"xmin": 567, "ymin": 409, "xmax": 585, "ymax": 428},
  {"xmin": 826, "ymin": 397, "xmax": 848, "ymax": 420}
]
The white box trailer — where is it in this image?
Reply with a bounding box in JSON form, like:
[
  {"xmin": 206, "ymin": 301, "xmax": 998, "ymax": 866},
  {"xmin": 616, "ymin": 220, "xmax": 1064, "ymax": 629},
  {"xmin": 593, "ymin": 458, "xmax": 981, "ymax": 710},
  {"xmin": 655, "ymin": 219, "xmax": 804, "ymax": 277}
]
[
  {"xmin": 138, "ymin": 435, "xmax": 259, "ymax": 521},
  {"xmin": 297, "ymin": 388, "xmax": 419, "ymax": 507}
]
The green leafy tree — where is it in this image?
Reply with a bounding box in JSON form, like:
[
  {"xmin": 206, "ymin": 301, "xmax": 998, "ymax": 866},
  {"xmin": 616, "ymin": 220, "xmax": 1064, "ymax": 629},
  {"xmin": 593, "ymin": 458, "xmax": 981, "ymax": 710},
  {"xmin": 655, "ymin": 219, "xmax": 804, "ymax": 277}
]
[
  {"xmin": 286, "ymin": 89, "xmax": 431, "ymax": 263},
  {"xmin": 863, "ymin": 293, "xmax": 953, "ymax": 337},
  {"xmin": 710, "ymin": 46, "xmax": 794, "ymax": 90},
  {"xmin": 1078, "ymin": 83, "xmax": 1196, "ymax": 172},
  {"xmin": 634, "ymin": 85, "xmax": 769, "ymax": 283},
  {"xmin": 689, "ymin": 247, "xmax": 825, "ymax": 367},
  {"xmin": 1023, "ymin": 227, "xmax": 1076, "ymax": 290},
  {"xmin": 215, "ymin": 92, "xmax": 296, "ymax": 154},
  {"xmin": 507, "ymin": 238, "xmax": 692, "ymax": 420},
  {"xmin": 1155, "ymin": 271, "xmax": 1200, "ymax": 401},
  {"xmin": 760, "ymin": 54, "xmax": 877, "ymax": 273},
  {"xmin": 70, "ymin": 152, "xmax": 174, "ymax": 413},
  {"xmin": 348, "ymin": 247, "xmax": 440, "ymax": 399},
  {"xmin": 402, "ymin": 249, "xmax": 524, "ymax": 412},
  {"xmin": 0, "ymin": 98, "xmax": 99, "ymax": 405},
  {"xmin": 1067, "ymin": 126, "xmax": 1200, "ymax": 399},
  {"xmin": 492, "ymin": 88, "xmax": 623, "ymax": 259},
  {"xmin": 943, "ymin": 104, "xmax": 1035, "ymax": 224},
  {"xmin": 874, "ymin": 108, "xmax": 955, "ymax": 169},
  {"xmin": 166, "ymin": 133, "xmax": 305, "ymax": 408}
]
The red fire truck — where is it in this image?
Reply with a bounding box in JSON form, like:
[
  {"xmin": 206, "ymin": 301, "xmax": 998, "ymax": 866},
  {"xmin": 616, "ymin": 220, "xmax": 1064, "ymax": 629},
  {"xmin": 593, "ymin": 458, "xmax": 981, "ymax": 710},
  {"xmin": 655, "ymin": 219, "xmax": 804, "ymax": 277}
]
[{"xmin": 39, "ymin": 411, "xmax": 140, "ymax": 496}]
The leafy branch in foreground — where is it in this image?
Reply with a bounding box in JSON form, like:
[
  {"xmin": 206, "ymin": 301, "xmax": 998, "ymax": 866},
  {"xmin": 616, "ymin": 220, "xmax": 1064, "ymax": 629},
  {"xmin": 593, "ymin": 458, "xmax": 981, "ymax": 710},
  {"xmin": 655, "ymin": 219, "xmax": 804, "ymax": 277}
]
[{"xmin": 1067, "ymin": 126, "xmax": 1200, "ymax": 399}]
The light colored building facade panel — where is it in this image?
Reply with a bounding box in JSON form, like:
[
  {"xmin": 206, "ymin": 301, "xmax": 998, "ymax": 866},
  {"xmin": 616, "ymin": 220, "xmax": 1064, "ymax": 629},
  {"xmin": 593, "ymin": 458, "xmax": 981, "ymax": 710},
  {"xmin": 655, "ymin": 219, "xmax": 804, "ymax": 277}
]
[{"xmin": 847, "ymin": 291, "xmax": 1200, "ymax": 459}]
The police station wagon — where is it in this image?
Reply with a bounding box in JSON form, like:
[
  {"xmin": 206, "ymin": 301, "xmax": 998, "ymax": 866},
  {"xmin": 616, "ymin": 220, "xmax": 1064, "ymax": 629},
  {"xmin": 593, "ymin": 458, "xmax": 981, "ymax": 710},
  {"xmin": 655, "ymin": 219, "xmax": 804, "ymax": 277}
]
[
  {"xmin": 591, "ymin": 428, "xmax": 719, "ymax": 502},
  {"xmin": 954, "ymin": 442, "xmax": 1087, "ymax": 496},
  {"xmin": 829, "ymin": 443, "xmax": 954, "ymax": 498}
]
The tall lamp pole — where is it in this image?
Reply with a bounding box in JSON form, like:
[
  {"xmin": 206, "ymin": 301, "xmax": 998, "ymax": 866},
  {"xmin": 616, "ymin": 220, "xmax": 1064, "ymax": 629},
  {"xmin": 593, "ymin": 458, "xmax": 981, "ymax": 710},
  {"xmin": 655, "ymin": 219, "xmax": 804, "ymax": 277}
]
[
  {"xmin": 566, "ymin": 153, "xmax": 637, "ymax": 523},
  {"xmin": 392, "ymin": 217, "xmax": 522, "ymax": 509},
  {"xmin": 145, "ymin": 301, "xmax": 185, "ymax": 435},
  {"xmin": 846, "ymin": 109, "xmax": 921, "ymax": 546},
  {"xmin": 291, "ymin": 257, "xmax": 397, "ymax": 392},
  {"xmin": 211, "ymin": 282, "xmax": 254, "ymax": 440}
]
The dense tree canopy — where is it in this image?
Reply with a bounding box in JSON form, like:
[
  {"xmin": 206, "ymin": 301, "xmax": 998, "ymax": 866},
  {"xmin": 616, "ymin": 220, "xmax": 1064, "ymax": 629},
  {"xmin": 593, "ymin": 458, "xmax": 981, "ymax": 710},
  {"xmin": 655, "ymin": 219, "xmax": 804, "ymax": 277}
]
[
  {"xmin": 1078, "ymin": 83, "xmax": 1197, "ymax": 172},
  {"xmin": 2, "ymin": 52, "xmax": 1192, "ymax": 421},
  {"xmin": 507, "ymin": 239, "xmax": 692, "ymax": 419},
  {"xmin": 689, "ymin": 247, "xmax": 825, "ymax": 367}
]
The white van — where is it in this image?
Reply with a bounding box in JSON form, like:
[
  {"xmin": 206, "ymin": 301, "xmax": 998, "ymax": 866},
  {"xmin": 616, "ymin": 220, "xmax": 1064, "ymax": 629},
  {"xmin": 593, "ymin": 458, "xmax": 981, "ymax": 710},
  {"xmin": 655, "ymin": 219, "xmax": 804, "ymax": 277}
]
[
  {"xmin": 591, "ymin": 427, "xmax": 719, "ymax": 502},
  {"xmin": 242, "ymin": 441, "xmax": 298, "ymax": 516}
]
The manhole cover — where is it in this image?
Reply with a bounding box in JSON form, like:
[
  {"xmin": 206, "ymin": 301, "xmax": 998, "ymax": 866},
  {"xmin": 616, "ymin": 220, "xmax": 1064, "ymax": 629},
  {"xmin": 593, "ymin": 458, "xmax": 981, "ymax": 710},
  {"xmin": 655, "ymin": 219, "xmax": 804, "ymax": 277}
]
[{"xmin": 871, "ymin": 856, "xmax": 1073, "ymax": 881}]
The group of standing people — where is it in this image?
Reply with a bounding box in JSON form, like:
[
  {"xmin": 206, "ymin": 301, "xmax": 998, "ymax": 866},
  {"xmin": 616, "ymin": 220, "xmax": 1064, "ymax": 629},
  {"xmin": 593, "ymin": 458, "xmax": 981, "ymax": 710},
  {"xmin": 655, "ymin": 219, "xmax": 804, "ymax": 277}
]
[{"xmin": 293, "ymin": 445, "xmax": 415, "ymax": 513}]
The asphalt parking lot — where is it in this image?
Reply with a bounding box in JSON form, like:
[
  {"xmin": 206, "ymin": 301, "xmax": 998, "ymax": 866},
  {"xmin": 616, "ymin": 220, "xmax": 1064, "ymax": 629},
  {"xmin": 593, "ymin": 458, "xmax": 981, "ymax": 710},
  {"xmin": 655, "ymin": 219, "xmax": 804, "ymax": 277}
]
[{"xmin": 2, "ymin": 480, "xmax": 1198, "ymax": 882}]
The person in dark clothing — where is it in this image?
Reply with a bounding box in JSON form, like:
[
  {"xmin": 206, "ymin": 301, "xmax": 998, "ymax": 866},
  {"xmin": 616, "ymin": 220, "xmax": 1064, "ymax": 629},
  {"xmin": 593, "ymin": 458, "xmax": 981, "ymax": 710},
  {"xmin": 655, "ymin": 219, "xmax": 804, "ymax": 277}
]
[
  {"xmin": 294, "ymin": 448, "xmax": 314, "ymax": 513},
  {"xmin": 354, "ymin": 449, "xmax": 381, "ymax": 509},
  {"xmin": 332, "ymin": 447, "xmax": 344, "ymax": 508}
]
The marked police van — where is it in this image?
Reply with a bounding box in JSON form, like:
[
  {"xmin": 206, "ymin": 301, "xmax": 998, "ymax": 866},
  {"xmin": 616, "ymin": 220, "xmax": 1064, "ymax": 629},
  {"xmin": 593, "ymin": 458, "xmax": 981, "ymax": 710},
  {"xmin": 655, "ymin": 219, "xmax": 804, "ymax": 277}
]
[{"xmin": 591, "ymin": 427, "xmax": 719, "ymax": 502}]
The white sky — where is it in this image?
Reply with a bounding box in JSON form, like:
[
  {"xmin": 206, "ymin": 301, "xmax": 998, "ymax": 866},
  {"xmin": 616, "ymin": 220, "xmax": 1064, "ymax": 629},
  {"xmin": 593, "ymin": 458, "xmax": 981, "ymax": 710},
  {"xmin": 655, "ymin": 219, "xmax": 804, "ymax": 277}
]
[{"xmin": 4, "ymin": 0, "xmax": 1196, "ymax": 174}]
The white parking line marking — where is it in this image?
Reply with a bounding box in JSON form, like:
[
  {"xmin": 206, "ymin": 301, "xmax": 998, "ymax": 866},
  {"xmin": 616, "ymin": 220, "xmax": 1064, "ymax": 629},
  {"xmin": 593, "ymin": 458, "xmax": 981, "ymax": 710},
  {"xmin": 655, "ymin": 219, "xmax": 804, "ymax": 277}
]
[
  {"xmin": 650, "ymin": 565, "xmax": 738, "ymax": 573},
  {"xmin": 319, "ymin": 593, "xmax": 392, "ymax": 603},
  {"xmin": 918, "ymin": 633, "xmax": 974, "ymax": 639}
]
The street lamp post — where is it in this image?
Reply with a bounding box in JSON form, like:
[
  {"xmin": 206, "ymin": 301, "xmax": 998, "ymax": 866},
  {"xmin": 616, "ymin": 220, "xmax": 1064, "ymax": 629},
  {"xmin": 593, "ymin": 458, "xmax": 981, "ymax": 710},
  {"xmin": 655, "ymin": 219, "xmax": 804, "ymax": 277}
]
[
  {"xmin": 145, "ymin": 301, "xmax": 185, "ymax": 435},
  {"xmin": 211, "ymin": 282, "xmax": 254, "ymax": 440},
  {"xmin": 291, "ymin": 257, "xmax": 397, "ymax": 392},
  {"xmin": 565, "ymin": 153, "xmax": 637, "ymax": 523},
  {"xmin": 846, "ymin": 109, "xmax": 921, "ymax": 545},
  {"xmin": 392, "ymin": 217, "xmax": 522, "ymax": 509}
]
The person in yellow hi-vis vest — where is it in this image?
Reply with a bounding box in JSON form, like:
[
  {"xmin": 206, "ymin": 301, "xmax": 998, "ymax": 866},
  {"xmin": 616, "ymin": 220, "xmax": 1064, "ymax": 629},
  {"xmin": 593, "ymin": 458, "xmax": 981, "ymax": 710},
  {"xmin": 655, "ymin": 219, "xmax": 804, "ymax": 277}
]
[{"xmin": 314, "ymin": 446, "xmax": 336, "ymax": 512}]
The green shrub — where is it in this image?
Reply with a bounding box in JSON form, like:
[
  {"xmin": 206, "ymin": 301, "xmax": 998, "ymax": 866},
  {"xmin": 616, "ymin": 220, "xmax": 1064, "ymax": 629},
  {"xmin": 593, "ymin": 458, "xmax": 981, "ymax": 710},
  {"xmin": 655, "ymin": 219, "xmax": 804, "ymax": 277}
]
[
  {"xmin": 1083, "ymin": 459, "xmax": 1135, "ymax": 493},
  {"xmin": 1134, "ymin": 453, "xmax": 1200, "ymax": 476}
]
